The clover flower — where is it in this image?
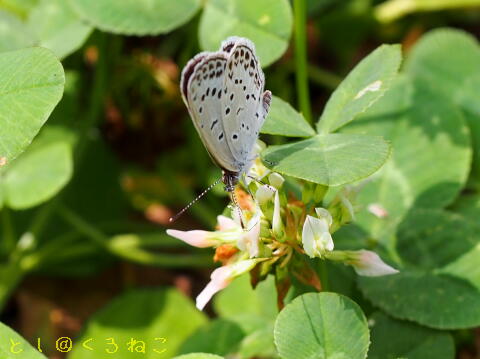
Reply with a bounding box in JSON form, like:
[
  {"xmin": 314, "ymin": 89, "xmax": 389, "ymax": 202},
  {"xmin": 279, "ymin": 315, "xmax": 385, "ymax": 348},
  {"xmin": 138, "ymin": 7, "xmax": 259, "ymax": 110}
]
[
  {"xmin": 302, "ymin": 207, "xmax": 334, "ymax": 258},
  {"xmin": 167, "ymin": 150, "xmax": 399, "ymax": 310}
]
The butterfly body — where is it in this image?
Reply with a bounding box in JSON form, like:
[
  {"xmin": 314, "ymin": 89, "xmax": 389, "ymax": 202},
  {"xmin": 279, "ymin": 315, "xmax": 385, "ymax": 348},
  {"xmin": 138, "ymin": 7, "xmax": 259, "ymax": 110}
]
[{"xmin": 180, "ymin": 37, "xmax": 271, "ymax": 193}]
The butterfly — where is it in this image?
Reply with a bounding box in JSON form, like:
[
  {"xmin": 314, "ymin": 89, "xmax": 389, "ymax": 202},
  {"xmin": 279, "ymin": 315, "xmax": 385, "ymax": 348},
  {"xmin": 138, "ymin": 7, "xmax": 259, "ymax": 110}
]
[{"xmin": 171, "ymin": 37, "xmax": 272, "ymax": 223}]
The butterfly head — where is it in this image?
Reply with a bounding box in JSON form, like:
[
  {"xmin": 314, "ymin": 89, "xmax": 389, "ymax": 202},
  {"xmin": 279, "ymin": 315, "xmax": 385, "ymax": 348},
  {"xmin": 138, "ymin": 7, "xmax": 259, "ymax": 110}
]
[{"xmin": 222, "ymin": 170, "xmax": 240, "ymax": 192}]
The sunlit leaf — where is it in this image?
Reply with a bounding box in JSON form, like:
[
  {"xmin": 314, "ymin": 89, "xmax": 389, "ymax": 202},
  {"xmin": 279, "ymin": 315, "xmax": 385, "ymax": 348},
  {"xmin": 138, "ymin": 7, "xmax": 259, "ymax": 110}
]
[
  {"xmin": 262, "ymin": 133, "xmax": 390, "ymax": 186},
  {"xmin": 0, "ymin": 10, "xmax": 34, "ymax": 52},
  {"xmin": 0, "ymin": 322, "xmax": 47, "ymax": 359},
  {"xmin": 27, "ymin": 0, "xmax": 92, "ymax": 59},
  {"xmin": 173, "ymin": 354, "xmax": 223, "ymax": 359},
  {"xmin": 177, "ymin": 319, "xmax": 244, "ymax": 357},
  {"xmin": 2, "ymin": 140, "xmax": 73, "ymax": 209},
  {"xmin": 342, "ymin": 76, "xmax": 471, "ymax": 240},
  {"xmin": 69, "ymin": 0, "xmax": 201, "ymax": 35},
  {"xmin": 213, "ymin": 275, "xmax": 277, "ymax": 359},
  {"xmin": 0, "ymin": 47, "xmax": 64, "ymax": 165},
  {"xmin": 199, "ymin": 0, "xmax": 293, "ymax": 66},
  {"xmin": 274, "ymin": 292, "xmax": 369, "ymax": 359},
  {"xmin": 70, "ymin": 289, "xmax": 207, "ymax": 359},
  {"xmin": 261, "ymin": 96, "xmax": 315, "ymax": 137},
  {"xmin": 405, "ymin": 28, "xmax": 480, "ymax": 179},
  {"xmin": 317, "ymin": 44, "xmax": 402, "ymax": 134}
]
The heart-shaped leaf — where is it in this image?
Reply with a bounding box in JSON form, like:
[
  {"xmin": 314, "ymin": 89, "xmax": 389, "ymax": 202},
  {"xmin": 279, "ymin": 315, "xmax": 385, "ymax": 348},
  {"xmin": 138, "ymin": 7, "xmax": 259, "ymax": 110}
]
[
  {"xmin": 1, "ymin": 140, "xmax": 73, "ymax": 209},
  {"xmin": 69, "ymin": 0, "xmax": 201, "ymax": 35},
  {"xmin": 27, "ymin": 0, "xmax": 93, "ymax": 59},
  {"xmin": 69, "ymin": 288, "xmax": 207, "ymax": 359},
  {"xmin": 261, "ymin": 96, "xmax": 315, "ymax": 137},
  {"xmin": 341, "ymin": 76, "xmax": 471, "ymax": 240},
  {"xmin": 317, "ymin": 44, "xmax": 402, "ymax": 134},
  {"xmin": 274, "ymin": 292, "xmax": 370, "ymax": 359},
  {"xmin": 0, "ymin": 47, "xmax": 64, "ymax": 165},
  {"xmin": 199, "ymin": 0, "xmax": 293, "ymax": 67},
  {"xmin": 0, "ymin": 322, "xmax": 47, "ymax": 359},
  {"xmin": 262, "ymin": 133, "xmax": 390, "ymax": 186}
]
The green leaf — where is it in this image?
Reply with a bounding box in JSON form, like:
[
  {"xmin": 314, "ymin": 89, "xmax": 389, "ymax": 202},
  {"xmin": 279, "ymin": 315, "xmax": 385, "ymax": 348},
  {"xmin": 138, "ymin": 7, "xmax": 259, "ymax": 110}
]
[
  {"xmin": 358, "ymin": 272, "xmax": 480, "ymax": 329},
  {"xmin": 405, "ymin": 28, "xmax": 480, "ymax": 178},
  {"xmin": 199, "ymin": 0, "xmax": 293, "ymax": 67},
  {"xmin": 69, "ymin": 288, "xmax": 207, "ymax": 359},
  {"xmin": 396, "ymin": 209, "xmax": 480, "ymax": 271},
  {"xmin": 274, "ymin": 292, "xmax": 369, "ymax": 359},
  {"xmin": 1, "ymin": 140, "xmax": 73, "ymax": 209},
  {"xmin": 0, "ymin": 322, "xmax": 47, "ymax": 359},
  {"xmin": 261, "ymin": 96, "xmax": 315, "ymax": 137},
  {"xmin": 214, "ymin": 274, "xmax": 277, "ymax": 332},
  {"xmin": 341, "ymin": 76, "xmax": 471, "ymax": 240},
  {"xmin": 69, "ymin": 0, "xmax": 201, "ymax": 35},
  {"xmin": 214, "ymin": 275, "xmax": 277, "ymax": 359},
  {"xmin": 317, "ymin": 44, "xmax": 402, "ymax": 134},
  {"xmin": 0, "ymin": 10, "xmax": 35, "ymax": 52},
  {"xmin": 0, "ymin": 0, "xmax": 38, "ymax": 18},
  {"xmin": 237, "ymin": 324, "xmax": 276, "ymax": 359},
  {"xmin": 262, "ymin": 133, "xmax": 390, "ymax": 186},
  {"xmin": 173, "ymin": 354, "xmax": 224, "ymax": 359},
  {"xmin": 0, "ymin": 47, "xmax": 65, "ymax": 164},
  {"xmin": 177, "ymin": 319, "xmax": 244, "ymax": 357},
  {"xmin": 440, "ymin": 244, "xmax": 480, "ymax": 291},
  {"xmin": 27, "ymin": 0, "xmax": 93, "ymax": 59},
  {"xmin": 405, "ymin": 28, "xmax": 480, "ymax": 116},
  {"xmin": 368, "ymin": 312, "xmax": 455, "ymax": 359}
]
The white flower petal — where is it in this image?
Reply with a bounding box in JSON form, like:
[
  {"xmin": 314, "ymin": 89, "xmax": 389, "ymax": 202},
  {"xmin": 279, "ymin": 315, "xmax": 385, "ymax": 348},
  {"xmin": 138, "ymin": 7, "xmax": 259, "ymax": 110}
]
[
  {"xmin": 315, "ymin": 207, "xmax": 333, "ymax": 227},
  {"xmin": 272, "ymin": 190, "xmax": 284, "ymax": 236},
  {"xmin": 268, "ymin": 172, "xmax": 285, "ymax": 189},
  {"xmin": 217, "ymin": 215, "xmax": 238, "ymax": 231},
  {"xmin": 302, "ymin": 215, "xmax": 334, "ymax": 258},
  {"xmin": 245, "ymin": 214, "xmax": 261, "ymax": 258},
  {"xmin": 166, "ymin": 229, "xmax": 217, "ymax": 248},
  {"xmin": 320, "ymin": 232, "xmax": 334, "ymax": 252},
  {"xmin": 195, "ymin": 266, "xmax": 232, "ymax": 310},
  {"xmin": 302, "ymin": 216, "xmax": 316, "ymax": 258},
  {"xmin": 256, "ymin": 185, "xmax": 274, "ymax": 205},
  {"xmin": 195, "ymin": 259, "xmax": 260, "ymax": 310},
  {"xmin": 350, "ymin": 250, "xmax": 399, "ymax": 277}
]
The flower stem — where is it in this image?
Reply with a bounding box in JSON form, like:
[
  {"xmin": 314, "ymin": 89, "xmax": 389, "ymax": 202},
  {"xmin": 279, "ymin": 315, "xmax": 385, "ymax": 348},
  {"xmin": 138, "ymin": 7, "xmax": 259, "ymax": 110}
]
[
  {"xmin": 293, "ymin": 0, "xmax": 312, "ymax": 123},
  {"xmin": 57, "ymin": 204, "xmax": 213, "ymax": 268}
]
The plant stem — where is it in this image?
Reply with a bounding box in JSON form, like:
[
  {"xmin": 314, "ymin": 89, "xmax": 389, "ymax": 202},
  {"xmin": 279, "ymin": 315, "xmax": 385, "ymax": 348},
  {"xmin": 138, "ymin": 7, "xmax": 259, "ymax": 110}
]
[
  {"xmin": 1, "ymin": 207, "xmax": 16, "ymax": 253},
  {"xmin": 57, "ymin": 204, "xmax": 213, "ymax": 267},
  {"xmin": 293, "ymin": 0, "xmax": 312, "ymax": 123}
]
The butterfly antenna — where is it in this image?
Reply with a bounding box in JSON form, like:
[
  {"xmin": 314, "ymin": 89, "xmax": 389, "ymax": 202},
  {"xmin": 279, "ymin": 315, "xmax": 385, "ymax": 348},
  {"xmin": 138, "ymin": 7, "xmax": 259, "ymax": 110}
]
[
  {"xmin": 230, "ymin": 190, "xmax": 245, "ymax": 229},
  {"xmin": 169, "ymin": 177, "xmax": 222, "ymax": 223}
]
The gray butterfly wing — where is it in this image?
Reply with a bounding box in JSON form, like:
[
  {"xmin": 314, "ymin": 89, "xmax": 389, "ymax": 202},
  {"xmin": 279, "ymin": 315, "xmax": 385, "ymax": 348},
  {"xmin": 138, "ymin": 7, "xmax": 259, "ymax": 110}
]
[
  {"xmin": 221, "ymin": 38, "xmax": 271, "ymax": 166},
  {"xmin": 180, "ymin": 52, "xmax": 240, "ymax": 172}
]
